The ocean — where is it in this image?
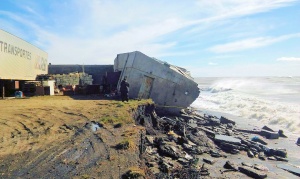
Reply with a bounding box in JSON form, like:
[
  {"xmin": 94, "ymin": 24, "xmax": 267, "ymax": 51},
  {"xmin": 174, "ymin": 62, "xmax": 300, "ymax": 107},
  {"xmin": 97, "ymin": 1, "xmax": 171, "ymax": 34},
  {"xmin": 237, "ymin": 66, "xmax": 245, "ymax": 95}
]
[{"xmin": 191, "ymin": 77, "xmax": 300, "ymax": 134}]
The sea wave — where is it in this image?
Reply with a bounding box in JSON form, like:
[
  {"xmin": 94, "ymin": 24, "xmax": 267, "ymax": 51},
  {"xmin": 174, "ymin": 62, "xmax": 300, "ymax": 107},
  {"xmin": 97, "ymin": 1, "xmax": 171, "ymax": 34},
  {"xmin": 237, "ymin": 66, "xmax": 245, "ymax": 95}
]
[
  {"xmin": 192, "ymin": 90, "xmax": 300, "ymax": 133},
  {"xmin": 203, "ymin": 78, "xmax": 300, "ymax": 96}
]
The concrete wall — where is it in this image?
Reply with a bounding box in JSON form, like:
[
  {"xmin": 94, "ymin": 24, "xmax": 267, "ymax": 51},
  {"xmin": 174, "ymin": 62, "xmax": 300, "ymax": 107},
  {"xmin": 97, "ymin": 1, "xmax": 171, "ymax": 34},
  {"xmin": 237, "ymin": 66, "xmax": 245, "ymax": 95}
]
[
  {"xmin": 114, "ymin": 51, "xmax": 200, "ymax": 113},
  {"xmin": 48, "ymin": 65, "xmax": 114, "ymax": 85}
]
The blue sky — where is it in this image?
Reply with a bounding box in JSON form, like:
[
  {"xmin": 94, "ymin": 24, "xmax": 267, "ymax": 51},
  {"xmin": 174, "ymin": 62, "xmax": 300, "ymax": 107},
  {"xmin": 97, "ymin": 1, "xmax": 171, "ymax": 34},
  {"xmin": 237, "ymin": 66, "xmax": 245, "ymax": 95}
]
[{"xmin": 0, "ymin": 0, "xmax": 300, "ymax": 77}]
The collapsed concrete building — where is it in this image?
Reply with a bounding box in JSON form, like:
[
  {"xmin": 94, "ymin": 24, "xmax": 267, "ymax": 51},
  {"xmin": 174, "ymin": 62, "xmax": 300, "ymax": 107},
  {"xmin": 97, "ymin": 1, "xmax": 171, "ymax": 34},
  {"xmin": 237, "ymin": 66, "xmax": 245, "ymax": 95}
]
[{"xmin": 114, "ymin": 51, "xmax": 200, "ymax": 113}]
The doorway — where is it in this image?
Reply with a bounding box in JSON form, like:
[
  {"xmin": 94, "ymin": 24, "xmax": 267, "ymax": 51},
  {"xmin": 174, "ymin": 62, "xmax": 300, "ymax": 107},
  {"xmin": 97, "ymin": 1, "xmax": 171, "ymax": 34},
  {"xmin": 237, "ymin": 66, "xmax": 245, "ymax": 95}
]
[{"xmin": 138, "ymin": 76, "xmax": 154, "ymax": 99}]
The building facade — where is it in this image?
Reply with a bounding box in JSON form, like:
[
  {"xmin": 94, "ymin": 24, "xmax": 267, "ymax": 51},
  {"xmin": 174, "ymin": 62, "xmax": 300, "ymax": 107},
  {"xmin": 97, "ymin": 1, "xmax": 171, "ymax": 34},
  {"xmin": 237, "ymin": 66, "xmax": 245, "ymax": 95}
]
[{"xmin": 0, "ymin": 29, "xmax": 48, "ymax": 97}]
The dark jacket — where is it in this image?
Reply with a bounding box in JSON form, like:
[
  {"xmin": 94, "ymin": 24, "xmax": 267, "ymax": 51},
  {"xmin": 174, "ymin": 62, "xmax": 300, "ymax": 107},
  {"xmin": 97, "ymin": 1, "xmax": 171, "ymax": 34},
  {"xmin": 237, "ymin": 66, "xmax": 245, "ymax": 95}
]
[{"xmin": 120, "ymin": 80, "xmax": 129, "ymax": 93}]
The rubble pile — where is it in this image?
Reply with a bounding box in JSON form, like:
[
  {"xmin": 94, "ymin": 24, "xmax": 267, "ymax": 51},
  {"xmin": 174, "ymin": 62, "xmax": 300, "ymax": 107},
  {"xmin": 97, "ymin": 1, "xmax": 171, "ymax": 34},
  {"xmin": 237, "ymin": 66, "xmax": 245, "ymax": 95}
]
[
  {"xmin": 136, "ymin": 107, "xmax": 297, "ymax": 178},
  {"xmin": 37, "ymin": 72, "xmax": 93, "ymax": 86}
]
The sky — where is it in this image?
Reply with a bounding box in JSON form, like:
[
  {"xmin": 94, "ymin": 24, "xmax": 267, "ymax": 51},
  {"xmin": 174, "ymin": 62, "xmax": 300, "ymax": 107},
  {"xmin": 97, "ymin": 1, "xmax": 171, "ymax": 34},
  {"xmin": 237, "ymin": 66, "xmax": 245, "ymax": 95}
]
[{"xmin": 0, "ymin": 0, "xmax": 300, "ymax": 77}]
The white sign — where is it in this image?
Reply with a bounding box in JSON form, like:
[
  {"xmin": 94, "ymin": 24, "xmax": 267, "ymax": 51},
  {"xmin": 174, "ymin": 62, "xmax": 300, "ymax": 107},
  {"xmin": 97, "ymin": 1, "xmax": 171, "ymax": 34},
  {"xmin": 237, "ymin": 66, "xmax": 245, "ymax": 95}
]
[{"xmin": 0, "ymin": 29, "xmax": 48, "ymax": 80}]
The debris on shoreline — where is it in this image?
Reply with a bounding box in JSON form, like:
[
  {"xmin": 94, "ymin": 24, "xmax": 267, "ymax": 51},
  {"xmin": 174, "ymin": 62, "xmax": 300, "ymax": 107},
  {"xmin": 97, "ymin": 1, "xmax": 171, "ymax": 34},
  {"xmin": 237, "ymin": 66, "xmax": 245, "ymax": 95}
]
[{"xmin": 136, "ymin": 106, "xmax": 298, "ymax": 178}]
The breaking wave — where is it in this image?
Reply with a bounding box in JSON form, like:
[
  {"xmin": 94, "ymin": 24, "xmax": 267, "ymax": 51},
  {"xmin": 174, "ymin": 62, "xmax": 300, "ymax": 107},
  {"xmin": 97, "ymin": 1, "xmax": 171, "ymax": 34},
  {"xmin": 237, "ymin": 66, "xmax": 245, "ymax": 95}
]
[{"xmin": 193, "ymin": 77, "xmax": 300, "ymax": 133}]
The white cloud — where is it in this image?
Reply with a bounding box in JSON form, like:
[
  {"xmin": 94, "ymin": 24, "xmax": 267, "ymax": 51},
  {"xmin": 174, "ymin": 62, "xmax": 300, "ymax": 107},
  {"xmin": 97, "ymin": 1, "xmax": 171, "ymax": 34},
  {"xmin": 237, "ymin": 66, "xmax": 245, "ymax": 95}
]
[
  {"xmin": 277, "ymin": 57, "xmax": 300, "ymax": 61},
  {"xmin": 209, "ymin": 33, "xmax": 300, "ymax": 53},
  {"xmin": 208, "ymin": 62, "xmax": 218, "ymax": 65},
  {"xmin": 188, "ymin": 63, "xmax": 300, "ymax": 77},
  {"xmin": 0, "ymin": 0, "xmax": 298, "ymax": 64}
]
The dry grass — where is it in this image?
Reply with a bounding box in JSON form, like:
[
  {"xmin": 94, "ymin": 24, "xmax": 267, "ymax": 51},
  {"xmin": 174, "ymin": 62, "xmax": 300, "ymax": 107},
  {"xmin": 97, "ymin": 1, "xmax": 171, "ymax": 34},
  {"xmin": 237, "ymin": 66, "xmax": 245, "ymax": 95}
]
[
  {"xmin": 97, "ymin": 99, "xmax": 152, "ymax": 125},
  {"xmin": 0, "ymin": 95, "xmax": 152, "ymax": 156},
  {"xmin": 125, "ymin": 166, "xmax": 146, "ymax": 178}
]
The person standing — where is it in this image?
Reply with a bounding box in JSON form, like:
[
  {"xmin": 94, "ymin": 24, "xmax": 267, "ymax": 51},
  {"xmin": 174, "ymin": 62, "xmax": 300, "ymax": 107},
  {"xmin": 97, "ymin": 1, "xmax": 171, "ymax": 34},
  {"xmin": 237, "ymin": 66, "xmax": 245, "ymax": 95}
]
[{"xmin": 120, "ymin": 78, "xmax": 129, "ymax": 102}]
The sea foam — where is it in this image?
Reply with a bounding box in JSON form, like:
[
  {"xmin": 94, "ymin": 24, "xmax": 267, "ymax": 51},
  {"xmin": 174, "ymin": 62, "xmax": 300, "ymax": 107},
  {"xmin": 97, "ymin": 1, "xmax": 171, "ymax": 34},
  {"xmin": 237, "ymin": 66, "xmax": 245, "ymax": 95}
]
[{"xmin": 192, "ymin": 77, "xmax": 300, "ymax": 133}]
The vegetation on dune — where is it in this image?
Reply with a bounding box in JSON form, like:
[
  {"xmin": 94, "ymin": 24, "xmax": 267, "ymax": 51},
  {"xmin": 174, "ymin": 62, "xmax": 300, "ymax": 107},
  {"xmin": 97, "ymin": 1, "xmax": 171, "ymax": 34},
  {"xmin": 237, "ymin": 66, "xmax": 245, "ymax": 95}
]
[
  {"xmin": 97, "ymin": 99, "xmax": 153, "ymax": 126},
  {"xmin": 123, "ymin": 166, "xmax": 146, "ymax": 179}
]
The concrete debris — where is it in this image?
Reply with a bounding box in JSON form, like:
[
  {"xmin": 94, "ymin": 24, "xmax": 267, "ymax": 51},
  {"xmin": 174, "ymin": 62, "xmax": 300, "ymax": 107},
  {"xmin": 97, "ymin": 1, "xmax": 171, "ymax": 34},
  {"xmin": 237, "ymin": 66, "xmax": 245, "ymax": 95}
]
[
  {"xmin": 267, "ymin": 156, "xmax": 276, "ymax": 160},
  {"xmin": 272, "ymin": 148, "xmax": 287, "ymax": 158},
  {"xmin": 258, "ymin": 152, "xmax": 266, "ymax": 161},
  {"xmin": 214, "ymin": 135, "xmax": 241, "ymax": 145},
  {"xmin": 220, "ymin": 116, "xmax": 236, "ymax": 125},
  {"xmin": 224, "ymin": 160, "xmax": 238, "ymax": 171},
  {"xmin": 242, "ymin": 162, "xmax": 253, "ymax": 168},
  {"xmin": 199, "ymin": 164, "xmax": 210, "ymax": 176},
  {"xmin": 136, "ymin": 107, "xmax": 292, "ymax": 178},
  {"xmin": 238, "ymin": 166, "xmax": 267, "ymax": 179},
  {"xmin": 158, "ymin": 142, "xmax": 181, "ymax": 159},
  {"xmin": 278, "ymin": 129, "xmax": 288, "ymax": 138},
  {"xmin": 254, "ymin": 164, "xmax": 269, "ymax": 171},
  {"xmin": 260, "ymin": 130, "xmax": 279, "ymax": 139},
  {"xmin": 262, "ymin": 125, "xmax": 275, "ymax": 132},
  {"xmin": 277, "ymin": 164, "xmax": 300, "ymax": 177},
  {"xmin": 247, "ymin": 150, "xmax": 254, "ymax": 158},
  {"xmin": 274, "ymin": 156, "xmax": 289, "ymax": 162},
  {"xmin": 210, "ymin": 150, "xmax": 223, "ymax": 158},
  {"xmin": 203, "ymin": 158, "xmax": 215, "ymax": 165},
  {"xmin": 145, "ymin": 136, "xmax": 154, "ymax": 145}
]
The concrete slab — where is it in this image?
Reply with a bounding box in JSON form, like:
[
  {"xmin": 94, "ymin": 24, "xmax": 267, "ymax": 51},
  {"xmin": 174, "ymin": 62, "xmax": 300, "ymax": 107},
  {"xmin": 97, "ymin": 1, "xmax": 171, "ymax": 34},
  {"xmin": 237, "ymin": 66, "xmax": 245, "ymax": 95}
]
[
  {"xmin": 277, "ymin": 164, "xmax": 300, "ymax": 177},
  {"xmin": 214, "ymin": 135, "xmax": 241, "ymax": 145}
]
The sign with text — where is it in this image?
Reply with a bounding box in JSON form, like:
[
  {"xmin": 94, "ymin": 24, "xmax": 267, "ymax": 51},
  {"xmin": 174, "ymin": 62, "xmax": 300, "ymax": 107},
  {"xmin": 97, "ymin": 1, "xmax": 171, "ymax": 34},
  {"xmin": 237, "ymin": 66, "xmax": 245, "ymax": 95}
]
[{"xmin": 0, "ymin": 29, "xmax": 48, "ymax": 80}]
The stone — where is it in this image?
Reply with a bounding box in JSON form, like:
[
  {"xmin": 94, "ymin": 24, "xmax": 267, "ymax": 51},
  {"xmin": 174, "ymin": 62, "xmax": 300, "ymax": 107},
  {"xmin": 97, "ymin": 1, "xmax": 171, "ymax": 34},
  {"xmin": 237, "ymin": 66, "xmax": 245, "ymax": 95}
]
[
  {"xmin": 177, "ymin": 136, "xmax": 188, "ymax": 145},
  {"xmin": 220, "ymin": 116, "xmax": 236, "ymax": 125},
  {"xmin": 149, "ymin": 167, "xmax": 160, "ymax": 175},
  {"xmin": 224, "ymin": 160, "xmax": 238, "ymax": 171},
  {"xmin": 227, "ymin": 123, "xmax": 234, "ymax": 129},
  {"xmin": 177, "ymin": 158, "xmax": 189, "ymax": 165},
  {"xmin": 203, "ymin": 158, "xmax": 215, "ymax": 165},
  {"xmin": 278, "ymin": 130, "xmax": 287, "ymax": 138},
  {"xmin": 277, "ymin": 164, "xmax": 300, "ymax": 177},
  {"xmin": 187, "ymin": 131, "xmax": 215, "ymax": 148},
  {"xmin": 184, "ymin": 153, "xmax": 193, "ymax": 160},
  {"xmin": 238, "ymin": 166, "xmax": 267, "ymax": 179},
  {"xmin": 262, "ymin": 125, "xmax": 275, "ymax": 132},
  {"xmin": 254, "ymin": 164, "xmax": 269, "ymax": 171},
  {"xmin": 182, "ymin": 143, "xmax": 193, "ymax": 150},
  {"xmin": 249, "ymin": 143, "xmax": 262, "ymax": 152},
  {"xmin": 231, "ymin": 149, "xmax": 240, "ymax": 154},
  {"xmin": 214, "ymin": 135, "xmax": 241, "ymax": 145},
  {"xmin": 210, "ymin": 150, "xmax": 222, "ymax": 158},
  {"xmin": 267, "ymin": 156, "xmax": 276, "ymax": 160},
  {"xmin": 199, "ymin": 127, "xmax": 215, "ymax": 137},
  {"xmin": 260, "ymin": 130, "xmax": 279, "ymax": 139},
  {"xmin": 273, "ymin": 148, "xmax": 287, "ymax": 158},
  {"xmin": 226, "ymin": 129, "xmax": 234, "ymax": 136},
  {"xmin": 159, "ymin": 143, "xmax": 180, "ymax": 159},
  {"xmin": 250, "ymin": 147, "xmax": 258, "ymax": 154},
  {"xmin": 209, "ymin": 118, "xmax": 220, "ymax": 125},
  {"xmin": 297, "ymin": 137, "xmax": 300, "ymax": 145},
  {"xmin": 258, "ymin": 152, "xmax": 266, "ymax": 160},
  {"xmin": 241, "ymin": 162, "xmax": 253, "ymax": 168},
  {"xmin": 146, "ymin": 136, "xmax": 154, "ymax": 145},
  {"xmin": 200, "ymin": 164, "xmax": 210, "ymax": 176},
  {"xmin": 274, "ymin": 156, "xmax": 288, "ymax": 162},
  {"xmin": 219, "ymin": 142, "xmax": 240, "ymax": 154},
  {"xmin": 247, "ymin": 150, "xmax": 254, "ymax": 158},
  {"xmin": 160, "ymin": 162, "xmax": 172, "ymax": 173},
  {"xmin": 251, "ymin": 136, "xmax": 268, "ymax": 145},
  {"xmin": 187, "ymin": 122, "xmax": 197, "ymax": 128}
]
